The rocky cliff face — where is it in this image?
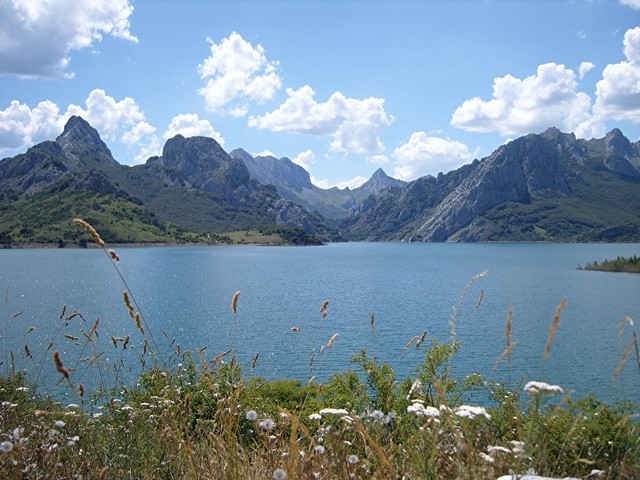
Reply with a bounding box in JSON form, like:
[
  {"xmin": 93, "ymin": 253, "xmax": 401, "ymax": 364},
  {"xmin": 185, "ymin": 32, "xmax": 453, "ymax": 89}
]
[
  {"xmin": 231, "ymin": 150, "xmax": 406, "ymax": 220},
  {"xmin": 345, "ymin": 127, "xmax": 640, "ymax": 242}
]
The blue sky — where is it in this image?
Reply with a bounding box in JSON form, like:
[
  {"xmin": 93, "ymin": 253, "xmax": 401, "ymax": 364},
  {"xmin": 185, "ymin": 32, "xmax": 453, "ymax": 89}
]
[{"xmin": 2, "ymin": 0, "xmax": 640, "ymax": 188}]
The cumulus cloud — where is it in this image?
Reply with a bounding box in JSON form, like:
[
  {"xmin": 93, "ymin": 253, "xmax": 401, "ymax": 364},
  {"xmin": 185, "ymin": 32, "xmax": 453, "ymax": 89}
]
[
  {"xmin": 66, "ymin": 89, "xmax": 155, "ymax": 145},
  {"xmin": 292, "ymin": 149, "xmax": 315, "ymax": 170},
  {"xmin": 392, "ymin": 131, "xmax": 473, "ymax": 180},
  {"xmin": 311, "ymin": 175, "xmax": 368, "ymax": 190},
  {"xmin": 620, "ymin": 0, "xmax": 640, "ymax": 9},
  {"xmin": 579, "ymin": 61, "xmax": 595, "ymax": 79},
  {"xmin": 164, "ymin": 113, "xmax": 224, "ymax": 145},
  {"xmin": 594, "ymin": 26, "xmax": 640, "ymax": 122},
  {"xmin": 0, "ymin": 89, "xmax": 156, "ymax": 161},
  {"xmin": 0, "ymin": 0, "xmax": 137, "ymax": 77},
  {"xmin": 451, "ymin": 63, "xmax": 601, "ymax": 138},
  {"xmin": 198, "ymin": 32, "xmax": 281, "ymax": 114},
  {"xmin": 249, "ymin": 85, "xmax": 393, "ymax": 154},
  {"xmin": 0, "ymin": 100, "xmax": 64, "ymax": 151}
]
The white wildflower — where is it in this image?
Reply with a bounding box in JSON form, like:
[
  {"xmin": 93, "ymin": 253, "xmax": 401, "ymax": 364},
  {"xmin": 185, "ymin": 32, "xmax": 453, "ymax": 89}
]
[
  {"xmin": 11, "ymin": 427, "xmax": 24, "ymax": 441},
  {"xmin": 313, "ymin": 445, "xmax": 326, "ymax": 455},
  {"xmin": 479, "ymin": 452, "xmax": 495, "ymax": 463},
  {"xmin": 272, "ymin": 467, "xmax": 287, "ymax": 480},
  {"xmin": 259, "ymin": 418, "xmax": 276, "ymax": 431},
  {"xmin": 16, "ymin": 387, "xmax": 29, "ymax": 392},
  {"xmin": 407, "ymin": 403, "xmax": 440, "ymax": 417},
  {"xmin": 0, "ymin": 441, "xmax": 13, "ymax": 453},
  {"xmin": 454, "ymin": 405, "xmax": 491, "ymax": 420},
  {"xmin": 524, "ymin": 381, "xmax": 564, "ymax": 395},
  {"xmin": 347, "ymin": 454, "xmax": 359, "ymax": 464},
  {"xmin": 66, "ymin": 403, "xmax": 80, "ymax": 409},
  {"xmin": 368, "ymin": 410, "xmax": 385, "ymax": 421},
  {"xmin": 487, "ymin": 445, "xmax": 511, "ymax": 454},
  {"xmin": 319, "ymin": 408, "xmax": 349, "ymax": 415},
  {"xmin": 308, "ymin": 413, "xmax": 322, "ymax": 421},
  {"xmin": 54, "ymin": 420, "xmax": 66, "ymax": 428},
  {"xmin": 245, "ymin": 410, "xmax": 258, "ymax": 421}
]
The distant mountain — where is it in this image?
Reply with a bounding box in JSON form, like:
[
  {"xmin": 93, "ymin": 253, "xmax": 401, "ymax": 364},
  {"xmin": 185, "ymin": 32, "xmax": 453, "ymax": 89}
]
[
  {"xmin": 345, "ymin": 127, "xmax": 640, "ymax": 242},
  {"xmin": 3, "ymin": 116, "xmax": 640, "ymax": 245},
  {"xmin": 356, "ymin": 168, "xmax": 406, "ymax": 197},
  {"xmin": 230, "ymin": 149, "xmax": 406, "ymax": 219},
  {"xmin": 0, "ymin": 117, "xmax": 333, "ymax": 245}
]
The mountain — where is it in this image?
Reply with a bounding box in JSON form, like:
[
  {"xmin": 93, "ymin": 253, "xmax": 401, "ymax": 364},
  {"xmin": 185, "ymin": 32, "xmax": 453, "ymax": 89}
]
[
  {"xmin": 356, "ymin": 168, "xmax": 406, "ymax": 197},
  {"xmin": 4, "ymin": 117, "xmax": 640, "ymax": 245},
  {"xmin": 345, "ymin": 127, "xmax": 640, "ymax": 242},
  {"xmin": 0, "ymin": 117, "xmax": 332, "ymax": 245},
  {"xmin": 230, "ymin": 150, "xmax": 406, "ymax": 219}
]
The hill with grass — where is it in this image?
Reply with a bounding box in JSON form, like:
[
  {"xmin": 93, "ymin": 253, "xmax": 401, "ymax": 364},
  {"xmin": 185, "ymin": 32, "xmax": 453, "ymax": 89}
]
[{"xmin": 0, "ymin": 117, "xmax": 330, "ymax": 246}]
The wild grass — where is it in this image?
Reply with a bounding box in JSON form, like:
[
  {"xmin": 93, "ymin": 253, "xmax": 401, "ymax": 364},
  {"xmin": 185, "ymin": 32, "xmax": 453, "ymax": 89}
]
[{"xmin": 0, "ymin": 220, "xmax": 638, "ymax": 479}]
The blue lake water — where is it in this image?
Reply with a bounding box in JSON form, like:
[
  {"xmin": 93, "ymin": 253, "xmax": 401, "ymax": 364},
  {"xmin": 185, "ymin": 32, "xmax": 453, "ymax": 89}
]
[{"xmin": 1, "ymin": 242, "xmax": 639, "ymax": 404}]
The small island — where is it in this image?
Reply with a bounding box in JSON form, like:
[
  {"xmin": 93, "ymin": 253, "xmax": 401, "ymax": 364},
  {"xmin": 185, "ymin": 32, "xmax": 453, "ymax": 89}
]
[{"xmin": 581, "ymin": 255, "xmax": 640, "ymax": 273}]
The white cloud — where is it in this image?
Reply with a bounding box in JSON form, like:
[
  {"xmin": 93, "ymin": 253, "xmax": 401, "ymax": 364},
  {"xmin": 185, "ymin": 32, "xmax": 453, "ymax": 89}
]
[
  {"xmin": 292, "ymin": 149, "xmax": 314, "ymax": 170},
  {"xmin": 0, "ymin": 100, "xmax": 64, "ymax": 151},
  {"xmin": 392, "ymin": 131, "xmax": 473, "ymax": 180},
  {"xmin": 0, "ymin": 89, "xmax": 157, "ymax": 162},
  {"xmin": 451, "ymin": 62, "xmax": 601, "ymax": 138},
  {"xmin": 164, "ymin": 113, "xmax": 224, "ymax": 145},
  {"xmin": 248, "ymin": 85, "xmax": 393, "ymax": 154},
  {"xmin": 198, "ymin": 32, "xmax": 281, "ymax": 114},
  {"xmin": 620, "ymin": 0, "xmax": 640, "ymax": 9},
  {"xmin": 579, "ymin": 61, "xmax": 595, "ymax": 79},
  {"xmin": 66, "ymin": 89, "xmax": 155, "ymax": 145},
  {"xmin": 311, "ymin": 175, "xmax": 368, "ymax": 190},
  {"xmin": 370, "ymin": 154, "xmax": 390, "ymax": 165},
  {"xmin": 254, "ymin": 150, "xmax": 277, "ymax": 158},
  {"xmin": 594, "ymin": 26, "xmax": 640, "ymax": 123},
  {"xmin": 134, "ymin": 135, "xmax": 162, "ymax": 164},
  {"xmin": 577, "ymin": 30, "xmax": 587, "ymax": 40},
  {"xmin": 0, "ymin": 0, "xmax": 137, "ymax": 77}
]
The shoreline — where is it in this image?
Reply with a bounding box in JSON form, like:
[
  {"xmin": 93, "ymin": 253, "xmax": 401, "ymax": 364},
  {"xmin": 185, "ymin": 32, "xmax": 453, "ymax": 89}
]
[{"xmin": 3, "ymin": 239, "xmax": 640, "ymax": 250}]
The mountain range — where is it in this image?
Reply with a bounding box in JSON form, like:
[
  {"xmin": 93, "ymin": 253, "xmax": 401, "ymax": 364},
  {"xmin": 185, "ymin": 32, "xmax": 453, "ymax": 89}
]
[{"xmin": 1, "ymin": 116, "xmax": 640, "ymax": 245}]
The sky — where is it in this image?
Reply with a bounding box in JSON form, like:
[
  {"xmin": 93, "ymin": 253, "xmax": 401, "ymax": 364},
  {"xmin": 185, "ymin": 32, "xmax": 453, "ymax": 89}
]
[{"xmin": 2, "ymin": 0, "xmax": 640, "ymax": 189}]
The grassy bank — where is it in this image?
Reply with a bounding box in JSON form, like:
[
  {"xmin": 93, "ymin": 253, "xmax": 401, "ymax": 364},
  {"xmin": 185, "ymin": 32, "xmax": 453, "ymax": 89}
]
[
  {"xmin": 0, "ymin": 219, "xmax": 638, "ymax": 479},
  {"xmin": 582, "ymin": 255, "xmax": 640, "ymax": 273}
]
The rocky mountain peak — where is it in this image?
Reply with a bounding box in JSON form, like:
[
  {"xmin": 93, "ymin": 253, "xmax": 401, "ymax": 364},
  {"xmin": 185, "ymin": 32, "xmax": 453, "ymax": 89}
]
[
  {"xmin": 356, "ymin": 167, "xmax": 405, "ymax": 195},
  {"xmin": 158, "ymin": 135, "xmax": 250, "ymax": 192},
  {"xmin": 55, "ymin": 116, "xmax": 115, "ymax": 166}
]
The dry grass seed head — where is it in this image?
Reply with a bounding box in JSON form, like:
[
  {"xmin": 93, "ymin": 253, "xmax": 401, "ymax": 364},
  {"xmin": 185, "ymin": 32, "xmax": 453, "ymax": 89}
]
[
  {"xmin": 231, "ymin": 291, "xmax": 241, "ymax": 314},
  {"xmin": 505, "ymin": 307, "xmax": 513, "ymax": 347},
  {"xmin": 53, "ymin": 350, "xmax": 71, "ymax": 383},
  {"xmin": 73, "ymin": 218, "xmax": 105, "ymax": 248},
  {"xmin": 544, "ymin": 298, "xmax": 567, "ymax": 359},
  {"xmin": 475, "ymin": 289, "xmax": 485, "ymax": 309},
  {"xmin": 613, "ymin": 339, "xmax": 635, "ymax": 379}
]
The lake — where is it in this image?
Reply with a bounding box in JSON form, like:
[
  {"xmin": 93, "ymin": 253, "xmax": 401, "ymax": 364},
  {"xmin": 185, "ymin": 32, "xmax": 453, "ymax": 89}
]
[{"xmin": 1, "ymin": 242, "xmax": 639, "ymax": 404}]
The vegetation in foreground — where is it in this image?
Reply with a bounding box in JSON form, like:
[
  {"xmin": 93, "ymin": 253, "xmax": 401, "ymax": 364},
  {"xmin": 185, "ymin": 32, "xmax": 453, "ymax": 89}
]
[
  {"xmin": 0, "ymin": 219, "xmax": 638, "ymax": 479},
  {"xmin": 582, "ymin": 255, "xmax": 640, "ymax": 274}
]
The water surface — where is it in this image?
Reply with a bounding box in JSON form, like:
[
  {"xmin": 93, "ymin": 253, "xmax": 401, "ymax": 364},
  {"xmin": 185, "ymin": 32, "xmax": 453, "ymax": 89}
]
[{"xmin": 1, "ymin": 242, "xmax": 639, "ymax": 403}]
